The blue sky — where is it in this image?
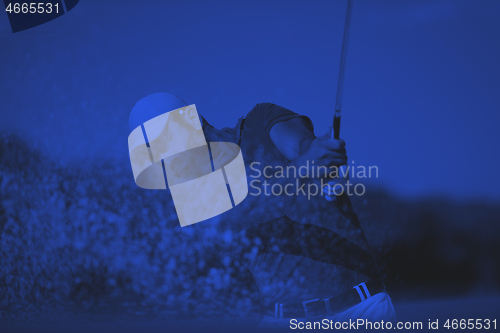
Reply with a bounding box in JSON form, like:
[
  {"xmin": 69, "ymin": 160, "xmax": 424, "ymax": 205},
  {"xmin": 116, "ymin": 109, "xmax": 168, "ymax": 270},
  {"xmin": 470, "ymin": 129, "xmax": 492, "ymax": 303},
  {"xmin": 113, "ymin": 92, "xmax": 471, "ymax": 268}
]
[{"xmin": 1, "ymin": 0, "xmax": 499, "ymax": 200}]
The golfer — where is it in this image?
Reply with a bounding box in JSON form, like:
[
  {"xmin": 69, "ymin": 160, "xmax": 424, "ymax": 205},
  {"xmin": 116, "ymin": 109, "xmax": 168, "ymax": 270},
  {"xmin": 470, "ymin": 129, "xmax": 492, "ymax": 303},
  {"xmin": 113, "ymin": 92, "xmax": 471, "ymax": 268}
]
[{"xmin": 129, "ymin": 93, "xmax": 397, "ymax": 326}]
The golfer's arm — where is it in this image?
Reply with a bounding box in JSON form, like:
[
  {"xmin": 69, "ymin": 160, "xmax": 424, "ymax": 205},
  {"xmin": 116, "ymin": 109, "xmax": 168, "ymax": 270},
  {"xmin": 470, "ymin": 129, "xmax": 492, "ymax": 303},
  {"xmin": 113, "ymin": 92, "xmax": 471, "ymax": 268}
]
[{"xmin": 269, "ymin": 117, "xmax": 316, "ymax": 161}]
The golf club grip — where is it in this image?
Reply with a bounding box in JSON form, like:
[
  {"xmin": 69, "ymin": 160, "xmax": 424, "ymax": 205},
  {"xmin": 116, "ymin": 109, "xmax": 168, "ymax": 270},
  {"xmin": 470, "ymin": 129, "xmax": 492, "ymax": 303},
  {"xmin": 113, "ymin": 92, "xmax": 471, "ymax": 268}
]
[
  {"xmin": 330, "ymin": 125, "xmax": 349, "ymax": 181},
  {"xmin": 333, "ymin": 114, "xmax": 341, "ymax": 140}
]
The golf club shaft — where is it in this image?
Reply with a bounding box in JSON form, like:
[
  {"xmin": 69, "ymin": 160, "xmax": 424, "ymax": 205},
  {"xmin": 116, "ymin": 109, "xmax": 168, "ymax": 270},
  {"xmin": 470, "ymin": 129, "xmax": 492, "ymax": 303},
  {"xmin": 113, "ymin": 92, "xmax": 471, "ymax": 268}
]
[{"xmin": 333, "ymin": 0, "xmax": 354, "ymax": 140}]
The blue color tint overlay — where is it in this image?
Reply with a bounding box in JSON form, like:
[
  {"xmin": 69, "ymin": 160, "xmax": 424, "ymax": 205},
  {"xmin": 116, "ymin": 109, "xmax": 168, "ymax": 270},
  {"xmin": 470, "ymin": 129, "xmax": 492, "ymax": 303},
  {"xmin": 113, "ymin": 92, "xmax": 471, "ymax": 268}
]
[{"xmin": 1, "ymin": 0, "xmax": 500, "ymax": 330}]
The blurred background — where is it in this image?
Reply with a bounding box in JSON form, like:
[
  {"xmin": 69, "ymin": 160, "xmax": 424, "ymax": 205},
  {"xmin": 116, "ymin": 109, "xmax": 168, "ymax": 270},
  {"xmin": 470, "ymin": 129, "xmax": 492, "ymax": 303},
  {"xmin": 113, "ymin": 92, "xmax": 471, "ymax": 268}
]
[{"xmin": 1, "ymin": 0, "xmax": 499, "ymax": 331}]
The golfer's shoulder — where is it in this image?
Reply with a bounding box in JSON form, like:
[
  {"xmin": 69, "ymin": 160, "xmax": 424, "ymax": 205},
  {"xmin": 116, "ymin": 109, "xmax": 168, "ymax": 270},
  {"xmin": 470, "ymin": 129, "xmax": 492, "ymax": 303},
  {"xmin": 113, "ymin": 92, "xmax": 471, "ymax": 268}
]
[
  {"xmin": 245, "ymin": 103, "xmax": 294, "ymax": 123},
  {"xmin": 246, "ymin": 102, "xmax": 274, "ymax": 118}
]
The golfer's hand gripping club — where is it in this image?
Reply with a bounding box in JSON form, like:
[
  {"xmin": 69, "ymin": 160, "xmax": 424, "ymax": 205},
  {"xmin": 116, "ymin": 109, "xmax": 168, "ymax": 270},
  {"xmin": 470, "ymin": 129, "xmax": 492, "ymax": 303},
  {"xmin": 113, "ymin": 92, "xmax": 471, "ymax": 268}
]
[{"xmin": 322, "ymin": 127, "xmax": 349, "ymax": 201}]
